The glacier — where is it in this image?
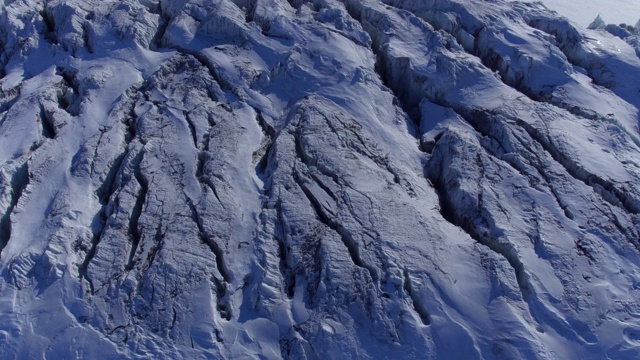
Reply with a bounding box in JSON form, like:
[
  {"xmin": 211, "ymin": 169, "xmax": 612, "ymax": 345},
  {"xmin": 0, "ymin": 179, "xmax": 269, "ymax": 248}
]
[{"xmin": 0, "ymin": 0, "xmax": 640, "ymax": 358}]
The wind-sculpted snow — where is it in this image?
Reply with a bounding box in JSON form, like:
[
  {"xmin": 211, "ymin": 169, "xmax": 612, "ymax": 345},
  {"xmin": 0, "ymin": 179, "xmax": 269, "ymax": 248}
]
[{"xmin": 0, "ymin": 0, "xmax": 640, "ymax": 359}]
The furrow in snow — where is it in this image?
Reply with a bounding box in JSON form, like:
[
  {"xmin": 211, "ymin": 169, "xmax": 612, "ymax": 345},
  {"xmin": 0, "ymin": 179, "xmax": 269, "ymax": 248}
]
[
  {"xmin": 403, "ymin": 268, "xmax": 431, "ymax": 326},
  {"xmin": 195, "ymin": 109, "xmax": 227, "ymax": 207},
  {"xmin": 0, "ymin": 84, "xmax": 21, "ymax": 113},
  {"xmin": 55, "ymin": 66, "xmax": 80, "ymax": 115},
  {"xmin": 274, "ymin": 198, "xmax": 297, "ymax": 298},
  {"xmin": 342, "ymin": 0, "xmax": 423, "ymax": 124},
  {"xmin": 0, "ymin": 163, "xmax": 28, "ymax": 257},
  {"xmin": 185, "ymin": 195, "xmax": 232, "ymax": 320},
  {"xmin": 78, "ymin": 138, "xmax": 131, "ymax": 293},
  {"xmin": 292, "ymin": 161, "xmax": 379, "ymax": 283},
  {"xmin": 425, "ymin": 131, "xmax": 544, "ymax": 329},
  {"xmin": 454, "ymin": 109, "xmax": 575, "ymax": 220},
  {"xmin": 250, "ymin": 106, "xmax": 298, "ymax": 298},
  {"xmin": 152, "ymin": 0, "xmax": 170, "ymax": 49},
  {"xmin": 229, "ymin": 0, "xmax": 259, "ymax": 25},
  {"xmin": 40, "ymin": 6, "xmax": 59, "ymax": 46},
  {"xmin": 174, "ymin": 47, "xmax": 238, "ymax": 99},
  {"xmin": 125, "ymin": 151, "xmax": 148, "ymax": 271},
  {"xmin": 510, "ymin": 115, "xmax": 640, "ymax": 215},
  {"xmin": 75, "ymin": 90, "xmax": 140, "ymax": 291},
  {"xmin": 38, "ymin": 104, "xmax": 57, "ymax": 140},
  {"xmin": 183, "ymin": 111, "xmax": 198, "ymax": 148}
]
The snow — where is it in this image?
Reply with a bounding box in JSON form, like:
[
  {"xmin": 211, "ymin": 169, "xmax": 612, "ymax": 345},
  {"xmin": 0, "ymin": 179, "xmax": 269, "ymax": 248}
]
[
  {"xmin": 515, "ymin": 0, "xmax": 640, "ymax": 28},
  {"xmin": 0, "ymin": 0, "xmax": 639, "ymax": 359}
]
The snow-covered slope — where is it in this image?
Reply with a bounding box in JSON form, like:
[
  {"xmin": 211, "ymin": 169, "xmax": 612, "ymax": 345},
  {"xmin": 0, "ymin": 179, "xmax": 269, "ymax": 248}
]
[{"xmin": 0, "ymin": 0, "xmax": 640, "ymax": 358}]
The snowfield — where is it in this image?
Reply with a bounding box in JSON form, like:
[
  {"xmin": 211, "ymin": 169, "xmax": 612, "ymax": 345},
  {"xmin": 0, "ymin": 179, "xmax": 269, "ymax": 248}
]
[
  {"xmin": 0, "ymin": 0, "xmax": 640, "ymax": 359},
  {"xmin": 516, "ymin": 0, "xmax": 640, "ymax": 28}
]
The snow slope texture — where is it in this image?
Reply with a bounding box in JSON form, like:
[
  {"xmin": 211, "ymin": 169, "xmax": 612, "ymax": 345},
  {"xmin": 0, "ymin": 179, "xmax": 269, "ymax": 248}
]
[{"xmin": 0, "ymin": 0, "xmax": 640, "ymax": 359}]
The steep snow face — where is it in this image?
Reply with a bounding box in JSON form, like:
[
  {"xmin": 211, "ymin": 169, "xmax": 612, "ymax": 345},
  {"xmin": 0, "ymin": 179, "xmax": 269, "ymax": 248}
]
[{"xmin": 0, "ymin": 0, "xmax": 640, "ymax": 359}]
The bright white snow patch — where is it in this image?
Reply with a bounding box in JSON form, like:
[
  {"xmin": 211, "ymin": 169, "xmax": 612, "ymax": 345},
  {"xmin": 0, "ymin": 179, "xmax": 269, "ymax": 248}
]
[{"xmin": 514, "ymin": 0, "xmax": 640, "ymax": 27}]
